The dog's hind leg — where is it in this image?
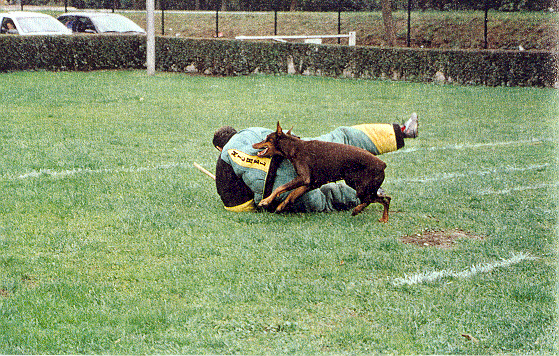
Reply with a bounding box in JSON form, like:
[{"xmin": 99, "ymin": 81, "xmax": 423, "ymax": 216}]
[
  {"xmin": 351, "ymin": 201, "xmax": 369, "ymax": 216},
  {"xmin": 349, "ymin": 171, "xmax": 389, "ymax": 221},
  {"xmin": 372, "ymin": 195, "xmax": 391, "ymax": 223},
  {"xmin": 351, "ymin": 194, "xmax": 390, "ymax": 222}
]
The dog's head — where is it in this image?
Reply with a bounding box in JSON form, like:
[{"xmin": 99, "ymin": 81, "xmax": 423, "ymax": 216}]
[{"xmin": 252, "ymin": 122, "xmax": 292, "ymax": 158}]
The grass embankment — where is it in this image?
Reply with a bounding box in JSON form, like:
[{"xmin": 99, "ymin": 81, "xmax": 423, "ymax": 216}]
[
  {"xmin": 121, "ymin": 10, "xmax": 558, "ymax": 50},
  {"xmin": 0, "ymin": 71, "xmax": 557, "ymax": 354}
]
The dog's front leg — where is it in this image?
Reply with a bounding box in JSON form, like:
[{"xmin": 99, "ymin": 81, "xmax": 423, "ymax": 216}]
[
  {"xmin": 275, "ymin": 185, "xmax": 309, "ymax": 212},
  {"xmin": 259, "ymin": 185, "xmax": 288, "ymax": 208},
  {"xmin": 258, "ymin": 175, "xmax": 309, "ymax": 208}
]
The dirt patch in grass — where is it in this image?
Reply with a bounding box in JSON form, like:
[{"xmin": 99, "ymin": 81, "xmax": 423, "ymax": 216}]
[{"xmin": 400, "ymin": 229, "xmax": 484, "ymax": 248}]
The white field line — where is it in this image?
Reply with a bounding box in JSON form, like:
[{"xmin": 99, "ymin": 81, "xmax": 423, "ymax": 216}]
[
  {"xmin": 5, "ymin": 139, "xmax": 553, "ymax": 182},
  {"xmin": 10, "ymin": 163, "xmax": 193, "ymax": 180},
  {"xmin": 392, "ymin": 252, "xmax": 538, "ymax": 286},
  {"xmin": 391, "ymin": 163, "xmax": 550, "ymax": 184},
  {"xmin": 387, "ymin": 138, "xmax": 553, "ymax": 155},
  {"xmin": 7, "ymin": 161, "xmax": 550, "ymax": 186},
  {"xmin": 478, "ymin": 182, "xmax": 559, "ymax": 195}
]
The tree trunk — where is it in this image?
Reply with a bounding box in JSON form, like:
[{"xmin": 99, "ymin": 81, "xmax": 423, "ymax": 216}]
[
  {"xmin": 381, "ymin": 0, "xmax": 395, "ymax": 46},
  {"xmin": 289, "ymin": 0, "xmax": 297, "ymax": 11}
]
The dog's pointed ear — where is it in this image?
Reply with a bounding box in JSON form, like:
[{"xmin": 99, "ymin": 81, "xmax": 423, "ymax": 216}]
[
  {"xmin": 286, "ymin": 126, "xmax": 294, "ymax": 136},
  {"xmin": 276, "ymin": 121, "xmax": 283, "ymax": 135}
]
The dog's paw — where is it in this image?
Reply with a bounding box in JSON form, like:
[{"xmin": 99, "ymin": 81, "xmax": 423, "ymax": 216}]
[
  {"xmin": 275, "ymin": 201, "xmax": 288, "ymax": 212},
  {"xmin": 258, "ymin": 198, "xmax": 272, "ymax": 207},
  {"xmin": 351, "ymin": 207, "xmax": 363, "ymax": 216}
]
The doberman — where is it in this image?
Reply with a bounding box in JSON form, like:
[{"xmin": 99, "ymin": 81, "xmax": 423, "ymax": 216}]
[{"xmin": 252, "ymin": 122, "xmax": 391, "ymax": 222}]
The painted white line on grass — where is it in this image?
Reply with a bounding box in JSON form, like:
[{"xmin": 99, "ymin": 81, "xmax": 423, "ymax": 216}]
[
  {"xmin": 11, "ymin": 163, "xmax": 192, "ymax": 180},
  {"xmin": 9, "ymin": 161, "xmax": 549, "ymax": 186},
  {"xmin": 388, "ymin": 138, "xmax": 553, "ymax": 155},
  {"xmin": 478, "ymin": 182, "xmax": 559, "ymax": 195},
  {"xmin": 391, "ymin": 163, "xmax": 549, "ymax": 184},
  {"xmin": 392, "ymin": 252, "xmax": 538, "ymax": 287}
]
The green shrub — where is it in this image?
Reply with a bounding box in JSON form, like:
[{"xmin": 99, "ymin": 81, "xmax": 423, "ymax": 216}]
[
  {"xmin": 156, "ymin": 37, "xmax": 288, "ymax": 75},
  {"xmin": 0, "ymin": 35, "xmax": 145, "ymax": 72},
  {"xmin": 0, "ymin": 35, "xmax": 556, "ymax": 87}
]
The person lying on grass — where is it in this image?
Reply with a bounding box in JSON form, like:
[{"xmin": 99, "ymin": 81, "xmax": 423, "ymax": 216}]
[{"xmin": 212, "ymin": 113, "xmax": 418, "ymax": 213}]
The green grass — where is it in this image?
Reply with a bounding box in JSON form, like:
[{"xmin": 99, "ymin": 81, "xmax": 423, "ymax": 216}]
[{"xmin": 0, "ymin": 70, "xmax": 557, "ymax": 354}]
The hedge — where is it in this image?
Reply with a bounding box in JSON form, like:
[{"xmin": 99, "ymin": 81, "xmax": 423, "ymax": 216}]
[
  {"xmin": 0, "ymin": 35, "xmax": 145, "ymax": 71},
  {"xmin": 1, "ymin": 35, "xmax": 556, "ymax": 87}
]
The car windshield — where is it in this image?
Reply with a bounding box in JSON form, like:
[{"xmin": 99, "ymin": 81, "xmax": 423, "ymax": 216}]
[
  {"xmin": 90, "ymin": 15, "xmax": 144, "ymax": 33},
  {"xmin": 17, "ymin": 16, "xmax": 68, "ymax": 33}
]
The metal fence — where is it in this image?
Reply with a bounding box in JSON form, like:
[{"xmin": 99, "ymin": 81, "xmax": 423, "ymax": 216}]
[{"xmin": 4, "ymin": 1, "xmax": 554, "ymax": 50}]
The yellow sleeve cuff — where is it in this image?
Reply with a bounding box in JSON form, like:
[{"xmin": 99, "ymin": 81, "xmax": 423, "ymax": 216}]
[{"xmin": 224, "ymin": 199, "xmax": 257, "ymax": 212}]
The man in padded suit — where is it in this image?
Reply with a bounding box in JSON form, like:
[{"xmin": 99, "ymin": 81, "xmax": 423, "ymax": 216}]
[{"xmin": 213, "ymin": 113, "xmax": 419, "ymax": 213}]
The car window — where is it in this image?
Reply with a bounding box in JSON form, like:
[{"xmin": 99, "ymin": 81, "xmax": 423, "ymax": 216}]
[
  {"xmin": 90, "ymin": 15, "xmax": 144, "ymax": 33},
  {"xmin": 58, "ymin": 15, "xmax": 75, "ymax": 29},
  {"xmin": 75, "ymin": 17, "xmax": 96, "ymax": 32},
  {"xmin": 17, "ymin": 16, "xmax": 67, "ymax": 33},
  {"xmin": 1, "ymin": 17, "xmax": 18, "ymax": 34}
]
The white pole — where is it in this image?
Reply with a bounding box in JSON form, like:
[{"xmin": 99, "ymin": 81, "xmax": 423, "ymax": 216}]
[
  {"xmin": 146, "ymin": 0, "xmax": 155, "ymax": 75},
  {"xmin": 349, "ymin": 31, "xmax": 356, "ymax": 46}
]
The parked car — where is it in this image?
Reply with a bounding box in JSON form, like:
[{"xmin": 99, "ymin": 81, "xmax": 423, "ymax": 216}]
[
  {"xmin": 57, "ymin": 12, "xmax": 145, "ymax": 35},
  {"xmin": 0, "ymin": 12, "xmax": 72, "ymax": 35}
]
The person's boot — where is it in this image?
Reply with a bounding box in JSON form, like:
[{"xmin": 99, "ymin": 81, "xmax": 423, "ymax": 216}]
[{"xmin": 402, "ymin": 112, "xmax": 419, "ymax": 138}]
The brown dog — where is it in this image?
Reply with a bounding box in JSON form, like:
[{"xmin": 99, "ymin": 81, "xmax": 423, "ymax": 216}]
[{"xmin": 252, "ymin": 122, "xmax": 391, "ymax": 222}]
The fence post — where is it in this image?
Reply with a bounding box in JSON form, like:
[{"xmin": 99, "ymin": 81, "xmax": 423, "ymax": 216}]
[
  {"xmin": 484, "ymin": 0, "xmax": 489, "ymax": 49},
  {"xmin": 274, "ymin": 10, "xmax": 277, "ymax": 35},
  {"xmin": 215, "ymin": 3, "xmax": 219, "ymax": 38},
  {"xmin": 161, "ymin": 0, "xmax": 165, "ymax": 36},
  {"xmin": 337, "ymin": 7, "xmax": 341, "ymax": 44},
  {"xmin": 407, "ymin": 0, "xmax": 411, "ymax": 47}
]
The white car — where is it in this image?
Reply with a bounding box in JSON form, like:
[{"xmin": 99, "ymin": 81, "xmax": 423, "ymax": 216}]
[
  {"xmin": 0, "ymin": 12, "xmax": 72, "ymax": 35},
  {"xmin": 57, "ymin": 12, "xmax": 145, "ymax": 35}
]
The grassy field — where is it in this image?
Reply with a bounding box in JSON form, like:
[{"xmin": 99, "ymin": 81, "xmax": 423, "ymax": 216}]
[{"xmin": 0, "ymin": 70, "xmax": 557, "ymax": 354}]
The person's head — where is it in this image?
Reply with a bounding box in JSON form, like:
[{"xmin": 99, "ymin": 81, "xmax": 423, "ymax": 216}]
[{"xmin": 213, "ymin": 126, "xmax": 237, "ymax": 152}]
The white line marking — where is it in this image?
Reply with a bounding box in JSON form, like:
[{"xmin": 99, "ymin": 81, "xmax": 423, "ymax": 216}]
[
  {"xmin": 392, "ymin": 252, "xmax": 538, "ymax": 286},
  {"xmin": 9, "ymin": 163, "xmax": 193, "ymax": 180},
  {"xmin": 391, "ymin": 163, "xmax": 550, "ymax": 183},
  {"xmin": 4, "ymin": 139, "xmax": 553, "ymax": 182},
  {"xmin": 478, "ymin": 182, "xmax": 559, "ymax": 195},
  {"xmin": 388, "ymin": 138, "xmax": 552, "ymax": 155},
  {"xmin": 7, "ymin": 161, "xmax": 550, "ymax": 185}
]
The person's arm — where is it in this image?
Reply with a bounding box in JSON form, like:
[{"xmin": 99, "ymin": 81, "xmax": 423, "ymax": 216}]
[{"xmin": 215, "ymin": 157, "xmax": 256, "ymax": 212}]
